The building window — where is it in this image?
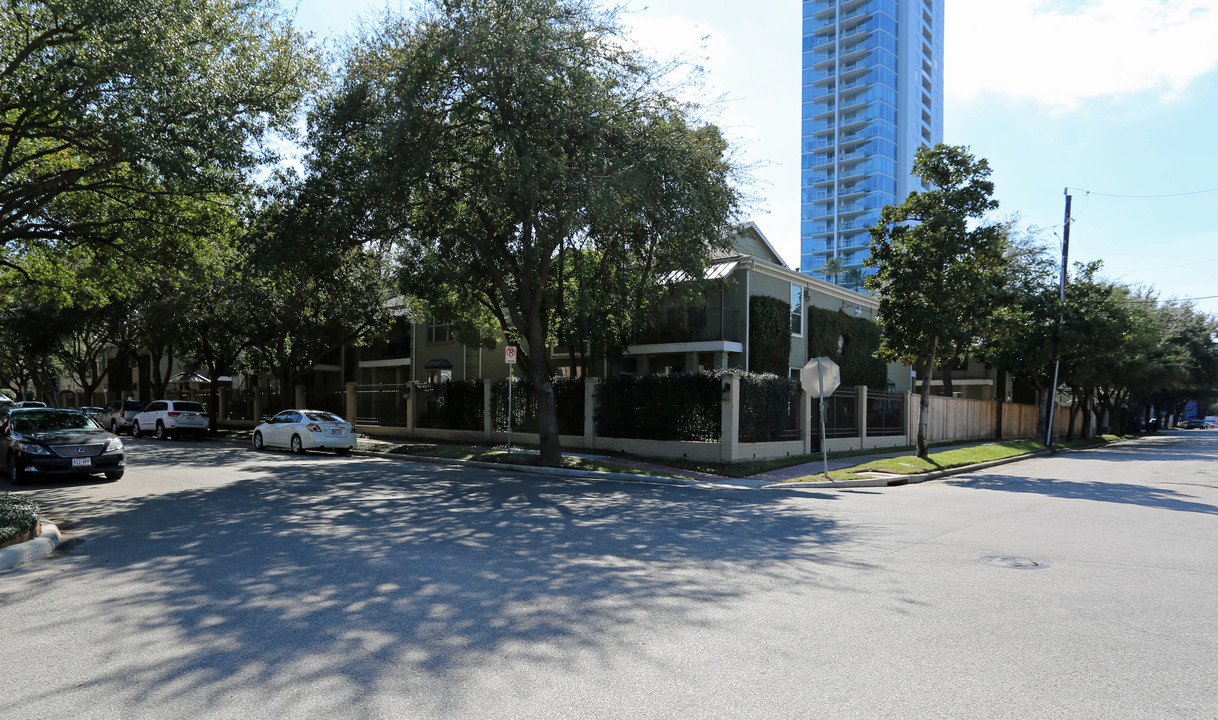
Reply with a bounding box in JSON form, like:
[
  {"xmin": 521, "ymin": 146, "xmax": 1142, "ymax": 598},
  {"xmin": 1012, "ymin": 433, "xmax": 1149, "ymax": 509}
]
[
  {"xmin": 426, "ymin": 319, "xmax": 450, "ymax": 343},
  {"xmin": 790, "ymin": 285, "xmax": 803, "ymax": 336}
]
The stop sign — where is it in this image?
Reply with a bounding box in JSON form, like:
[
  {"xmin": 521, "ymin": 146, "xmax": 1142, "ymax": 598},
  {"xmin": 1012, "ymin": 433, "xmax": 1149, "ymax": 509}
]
[{"xmin": 801, "ymin": 356, "xmax": 840, "ymax": 398}]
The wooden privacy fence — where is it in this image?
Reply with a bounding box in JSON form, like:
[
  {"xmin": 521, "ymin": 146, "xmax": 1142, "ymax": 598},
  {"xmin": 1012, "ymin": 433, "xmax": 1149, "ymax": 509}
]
[{"xmin": 916, "ymin": 395, "xmax": 1070, "ymax": 444}]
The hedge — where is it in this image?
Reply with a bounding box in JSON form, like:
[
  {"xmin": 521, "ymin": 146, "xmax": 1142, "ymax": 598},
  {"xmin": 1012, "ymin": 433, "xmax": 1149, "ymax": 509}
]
[
  {"xmin": 749, "ymin": 295, "xmax": 791, "ymax": 376},
  {"xmin": 0, "ymin": 492, "xmax": 39, "ymax": 545},
  {"xmin": 491, "ymin": 377, "xmax": 585, "ymax": 435}
]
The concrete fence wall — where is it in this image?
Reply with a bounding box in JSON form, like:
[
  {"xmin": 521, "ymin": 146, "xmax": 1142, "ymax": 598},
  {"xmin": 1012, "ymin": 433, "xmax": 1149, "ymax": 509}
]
[{"xmin": 215, "ymin": 378, "xmax": 1072, "ymax": 463}]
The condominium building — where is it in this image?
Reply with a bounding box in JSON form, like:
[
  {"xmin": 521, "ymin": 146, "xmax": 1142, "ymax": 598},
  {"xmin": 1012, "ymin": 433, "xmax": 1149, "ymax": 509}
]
[{"xmin": 800, "ymin": 0, "xmax": 944, "ymax": 281}]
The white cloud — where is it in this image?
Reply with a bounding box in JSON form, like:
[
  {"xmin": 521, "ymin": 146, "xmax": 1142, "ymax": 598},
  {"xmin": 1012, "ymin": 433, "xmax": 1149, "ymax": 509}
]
[{"xmin": 947, "ymin": 0, "xmax": 1218, "ymax": 109}]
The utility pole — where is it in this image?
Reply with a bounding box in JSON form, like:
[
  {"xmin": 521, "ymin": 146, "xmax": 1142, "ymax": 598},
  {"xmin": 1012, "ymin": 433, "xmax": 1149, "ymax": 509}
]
[{"xmin": 1046, "ymin": 189, "xmax": 1071, "ymax": 450}]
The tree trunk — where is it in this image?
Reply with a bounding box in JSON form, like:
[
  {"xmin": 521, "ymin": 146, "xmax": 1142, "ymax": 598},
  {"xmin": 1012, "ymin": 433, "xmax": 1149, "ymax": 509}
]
[
  {"xmin": 524, "ymin": 322, "xmax": 562, "ymax": 466},
  {"xmin": 939, "ymin": 357, "xmax": 954, "ymax": 398},
  {"xmin": 916, "ymin": 336, "xmax": 939, "ymax": 459},
  {"xmin": 1035, "ymin": 386, "xmax": 1051, "ymax": 443}
]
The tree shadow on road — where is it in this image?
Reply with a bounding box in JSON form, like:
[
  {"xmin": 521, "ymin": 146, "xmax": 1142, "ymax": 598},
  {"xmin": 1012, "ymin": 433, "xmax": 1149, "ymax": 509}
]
[
  {"xmin": 944, "ymin": 473, "xmax": 1218, "ymax": 515},
  {"xmin": 4, "ymin": 445, "xmax": 869, "ymax": 716}
]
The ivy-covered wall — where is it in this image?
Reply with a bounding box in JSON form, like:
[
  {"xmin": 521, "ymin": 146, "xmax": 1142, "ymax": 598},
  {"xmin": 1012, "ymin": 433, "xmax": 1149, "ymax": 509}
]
[
  {"xmin": 807, "ymin": 307, "xmax": 887, "ymax": 388},
  {"xmin": 748, "ymin": 295, "xmax": 791, "ymax": 376}
]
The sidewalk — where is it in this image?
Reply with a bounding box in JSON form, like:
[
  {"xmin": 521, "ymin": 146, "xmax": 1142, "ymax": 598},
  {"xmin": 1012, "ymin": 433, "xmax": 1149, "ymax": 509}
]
[{"xmin": 581, "ymin": 440, "xmax": 1005, "ymax": 489}]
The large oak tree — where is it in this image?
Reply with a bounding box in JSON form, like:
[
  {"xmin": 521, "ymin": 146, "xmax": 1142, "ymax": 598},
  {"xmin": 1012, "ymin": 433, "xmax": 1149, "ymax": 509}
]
[{"xmin": 305, "ymin": 0, "xmax": 740, "ymax": 465}]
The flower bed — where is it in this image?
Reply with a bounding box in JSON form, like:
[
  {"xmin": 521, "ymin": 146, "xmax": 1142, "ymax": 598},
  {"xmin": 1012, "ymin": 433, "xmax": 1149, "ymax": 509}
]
[{"xmin": 0, "ymin": 492, "xmax": 40, "ymax": 548}]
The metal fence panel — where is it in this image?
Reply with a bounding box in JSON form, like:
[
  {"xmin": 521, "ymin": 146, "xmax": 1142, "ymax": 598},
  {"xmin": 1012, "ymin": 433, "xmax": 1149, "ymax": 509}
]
[
  {"xmin": 356, "ymin": 384, "xmax": 413, "ymax": 426},
  {"xmin": 822, "ymin": 387, "xmax": 859, "ymax": 439},
  {"xmin": 867, "ymin": 391, "xmax": 905, "ymax": 437},
  {"xmin": 303, "ymin": 389, "xmax": 347, "ymax": 418}
]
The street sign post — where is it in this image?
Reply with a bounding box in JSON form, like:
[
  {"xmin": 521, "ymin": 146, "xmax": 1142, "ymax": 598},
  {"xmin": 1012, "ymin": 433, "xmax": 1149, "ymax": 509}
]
[
  {"xmin": 801, "ymin": 357, "xmax": 841, "ymax": 479},
  {"xmin": 505, "ymin": 347, "xmax": 516, "ymax": 452}
]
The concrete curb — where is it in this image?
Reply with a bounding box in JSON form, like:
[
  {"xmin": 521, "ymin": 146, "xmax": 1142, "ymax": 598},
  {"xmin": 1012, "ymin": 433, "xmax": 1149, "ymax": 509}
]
[
  {"xmin": 0, "ymin": 519, "xmax": 61, "ymax": 572},
  {"xmin": 356, "ymin": 449, "xmax": 703, "ymax": 487}
]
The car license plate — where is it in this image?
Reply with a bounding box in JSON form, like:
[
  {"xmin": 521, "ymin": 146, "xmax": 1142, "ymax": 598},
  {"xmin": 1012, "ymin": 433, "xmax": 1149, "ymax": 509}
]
[
  {"xmin": 330, "ymin": 429, "xmax": 343, "ymax": 436},
  {"xmin": 72, "ymin": 457, "xmax": 91, "ymax": 468}
]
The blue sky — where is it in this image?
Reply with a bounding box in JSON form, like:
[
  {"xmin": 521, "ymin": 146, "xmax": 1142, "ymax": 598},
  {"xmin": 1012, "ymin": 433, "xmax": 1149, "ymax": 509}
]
[{"xmin": 293, "ymin": 0, "xmax": 1218, "ymax": 315}]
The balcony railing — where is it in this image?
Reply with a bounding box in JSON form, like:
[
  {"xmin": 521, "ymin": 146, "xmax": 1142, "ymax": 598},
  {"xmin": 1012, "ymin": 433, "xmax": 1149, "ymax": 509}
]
[{"xmin": 638, "ymin": 307, "xmax": 743, "ymax": 345}]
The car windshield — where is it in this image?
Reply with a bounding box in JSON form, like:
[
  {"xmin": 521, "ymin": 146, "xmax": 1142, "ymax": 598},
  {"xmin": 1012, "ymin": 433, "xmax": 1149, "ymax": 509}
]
[
  {"xmin": 304, "ymin": 411, "xmax": 343, "ymax": 422},
  {"xmin": 11, "ymin": 411, "xmax": 95, "ymax": 433}
]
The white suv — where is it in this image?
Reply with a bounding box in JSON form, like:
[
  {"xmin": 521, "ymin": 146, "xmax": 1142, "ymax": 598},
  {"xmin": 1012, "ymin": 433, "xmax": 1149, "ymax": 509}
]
[{"xmin": 131, "ymin": 400, "xmax": 208, "ymax": 440}]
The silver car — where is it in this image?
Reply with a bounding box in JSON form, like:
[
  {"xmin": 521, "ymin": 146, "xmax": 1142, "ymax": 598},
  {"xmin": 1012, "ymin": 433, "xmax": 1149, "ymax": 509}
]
[{"xmin": 95, "ymin": 400, "xmax": 149, "ymax": 435}]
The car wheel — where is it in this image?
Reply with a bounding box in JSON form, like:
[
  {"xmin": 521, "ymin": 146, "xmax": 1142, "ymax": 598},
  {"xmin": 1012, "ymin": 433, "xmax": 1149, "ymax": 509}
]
[
  {"xmin": 131, "ymin": 420, "xmax": 142, "ymax": 438},
  {"xmin": 253, "ymin": 431, "xmax": 265, "ymax": 451},
  {"xmin": 334, "ymin": 447, "xmax": 351, "ymax": 456},
  {"xmin": 290, "ymin": 434, "xmax": 305, "ymax": 454},
  {"xmin": 105, "ymin": 470, "xmax": 124, "ymax": 481},
  {"xmin": 110, "ymin": 420, "xmax": 119, "ymax": 434},
  {"xmin": 7, "ymin": 454, "xmax": 23, "ymax": 486},
  {"xmin": 155, "ymin": 421, "xmax": 168, "ymax": 440}
]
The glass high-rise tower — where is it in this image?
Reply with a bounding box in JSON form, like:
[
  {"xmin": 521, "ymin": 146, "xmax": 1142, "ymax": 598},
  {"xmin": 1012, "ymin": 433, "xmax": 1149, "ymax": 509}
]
[{"xmin": 800, "ymin": 0, "xmax": 944, "ymax": 280}]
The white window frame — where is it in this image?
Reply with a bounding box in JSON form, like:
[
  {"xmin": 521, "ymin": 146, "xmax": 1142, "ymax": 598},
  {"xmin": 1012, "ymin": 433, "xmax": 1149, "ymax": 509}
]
[{"xmin": 790, "ymin": 284, "xmax": 804, "ymax": 337}]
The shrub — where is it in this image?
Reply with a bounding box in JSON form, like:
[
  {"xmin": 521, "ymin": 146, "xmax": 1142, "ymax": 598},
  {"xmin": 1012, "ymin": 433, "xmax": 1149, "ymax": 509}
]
[
  {"xmin": 597, "ymin": 372, "xmax": 721, "ymax": 441},
  {"xmin": 0, "ymin": 492, "xmax": 39, "ymax": 545}
]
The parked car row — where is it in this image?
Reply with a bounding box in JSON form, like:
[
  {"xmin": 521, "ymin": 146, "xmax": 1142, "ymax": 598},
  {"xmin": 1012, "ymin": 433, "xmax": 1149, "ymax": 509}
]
[
  {"xmin": 2, "ymin": 400, "xmax": 360, "ymax": 486},
  {"xmin": 1176, "ymin": 419, "xmax": 1215, "ymax": 429}
]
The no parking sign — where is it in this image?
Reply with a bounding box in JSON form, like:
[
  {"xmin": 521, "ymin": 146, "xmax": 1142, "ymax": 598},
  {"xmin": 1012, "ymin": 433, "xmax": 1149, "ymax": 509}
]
[{"xmin": 505, "ymin": 346, "xmax": 517, "ymax": 364}]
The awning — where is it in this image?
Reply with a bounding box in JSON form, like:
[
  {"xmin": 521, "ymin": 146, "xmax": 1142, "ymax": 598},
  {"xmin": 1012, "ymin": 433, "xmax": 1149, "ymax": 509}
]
[
  {"xmin": 168, "ymin": 371, "xmax": 210, "ymax": 383},
  {"xmin": 659, "ymin": 260, "xmax": 738, "ymax": 285},
  {"xmin": 424, "ymin": 359, "xmax": 453, "ymax": 370}
]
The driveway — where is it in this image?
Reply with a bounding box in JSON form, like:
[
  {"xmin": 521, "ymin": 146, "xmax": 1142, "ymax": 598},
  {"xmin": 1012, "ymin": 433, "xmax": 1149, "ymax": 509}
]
[{"xmin": 1, "ymin": 433, "xmax": 1216, "ymax": 718}]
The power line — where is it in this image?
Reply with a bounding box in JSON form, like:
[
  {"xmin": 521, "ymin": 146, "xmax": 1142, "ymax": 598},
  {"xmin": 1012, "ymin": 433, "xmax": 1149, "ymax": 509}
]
[
  {"xmin": 1067, "ymin": 185, "xmax": 1218, "ymax": 199},
  {"xmin": 1110, "ymin": 256, "xmax": 1218, "ymax": 277},
  {"xmin": 1118, "ymin": 294, "xmax": 1218, "ymax": 304}
]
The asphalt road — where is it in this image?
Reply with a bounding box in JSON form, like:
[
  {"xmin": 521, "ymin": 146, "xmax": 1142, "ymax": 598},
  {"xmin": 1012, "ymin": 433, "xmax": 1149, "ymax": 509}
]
[{"xmin": 1, "ymin": 432, "xmax": 1216, "ymax": 719}]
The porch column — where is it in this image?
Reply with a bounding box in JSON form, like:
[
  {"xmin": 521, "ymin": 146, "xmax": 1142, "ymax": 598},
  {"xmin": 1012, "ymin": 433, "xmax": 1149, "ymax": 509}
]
[
  {"xmin": 720, "ymin": 374, "xmax": 739, "ymax": 463},
  {"xmin": 294, "ymin": 384, "xmax": 306, "ymax": 409},
  {"xmin": 345, "ymin": 382, "xmax": 357, "ymax": 423},
  {"xmin": 684, "ymin": 352, "xmax": 699, "ymax": 373},
  {"xmin": 714, "ymin": 351, "xmax": 729, "ymax": 370}
]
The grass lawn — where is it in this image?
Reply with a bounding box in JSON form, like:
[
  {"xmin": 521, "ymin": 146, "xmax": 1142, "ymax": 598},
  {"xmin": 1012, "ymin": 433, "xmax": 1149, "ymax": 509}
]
[{"xmin": 780, "ymin": 434, "xmax": 1121, "ymax": 483}]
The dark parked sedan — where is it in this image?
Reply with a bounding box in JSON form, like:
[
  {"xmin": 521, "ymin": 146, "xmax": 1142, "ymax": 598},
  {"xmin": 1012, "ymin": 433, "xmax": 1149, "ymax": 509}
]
[{"xmin": 1, "ymin": 408, "xmax": 125, "ymax": 484}]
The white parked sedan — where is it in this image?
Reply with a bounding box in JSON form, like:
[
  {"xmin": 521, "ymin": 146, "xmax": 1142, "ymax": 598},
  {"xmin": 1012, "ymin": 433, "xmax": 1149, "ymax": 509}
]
[{"xmin": 252, "ymin": 409, "xmax": 357, "ymax": 455}]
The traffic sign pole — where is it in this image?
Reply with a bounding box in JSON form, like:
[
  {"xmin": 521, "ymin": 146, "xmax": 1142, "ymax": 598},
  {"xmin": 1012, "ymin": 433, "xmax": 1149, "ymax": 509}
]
[
  {"xmin": 505, "ymin": 346, "xmax": 516, "ymax": 454},
  {"xmin": 818, "ymin": 357, "xmax": 829, "ymax": 478}
]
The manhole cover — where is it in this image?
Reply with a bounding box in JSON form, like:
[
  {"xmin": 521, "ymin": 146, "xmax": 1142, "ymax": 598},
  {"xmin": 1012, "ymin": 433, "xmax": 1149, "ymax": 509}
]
[{"xmin": 979, "ymin": 555, "xmax": 1049, "ymax": 570}]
